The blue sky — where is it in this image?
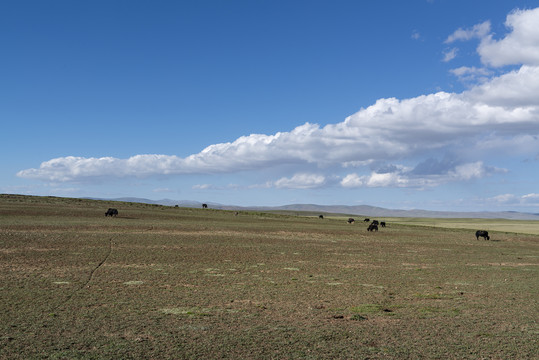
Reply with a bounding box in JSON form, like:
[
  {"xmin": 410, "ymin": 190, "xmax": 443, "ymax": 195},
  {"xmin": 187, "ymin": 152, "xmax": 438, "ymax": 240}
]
[{"xmin": 2, "ymin": 0, "xmax": 539, "ymax": 212}]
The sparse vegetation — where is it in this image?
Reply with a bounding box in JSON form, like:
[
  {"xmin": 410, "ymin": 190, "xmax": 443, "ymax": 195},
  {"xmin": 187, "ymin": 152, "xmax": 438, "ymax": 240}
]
[{"xmin": 1, "ymin": 194, "xmax": 538, "ymax": 359}]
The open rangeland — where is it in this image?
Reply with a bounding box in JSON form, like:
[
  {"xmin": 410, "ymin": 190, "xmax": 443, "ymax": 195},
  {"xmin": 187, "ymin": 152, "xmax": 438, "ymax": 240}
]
[{"xmin": 1, "ymin": 195, "xmax": 538, "ymax": 359}]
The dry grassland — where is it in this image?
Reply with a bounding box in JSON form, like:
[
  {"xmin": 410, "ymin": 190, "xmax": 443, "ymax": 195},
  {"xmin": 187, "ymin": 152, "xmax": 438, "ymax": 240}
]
[{"xmin": 0, "ymin": 195, "xmax": 538, "ymax": 359}]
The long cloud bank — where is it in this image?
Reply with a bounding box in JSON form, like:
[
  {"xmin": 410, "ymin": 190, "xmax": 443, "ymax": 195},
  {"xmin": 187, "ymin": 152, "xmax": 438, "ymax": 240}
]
[{"xmin": 18, "ymin": 7, "xmax": 539, "ymax": 189}]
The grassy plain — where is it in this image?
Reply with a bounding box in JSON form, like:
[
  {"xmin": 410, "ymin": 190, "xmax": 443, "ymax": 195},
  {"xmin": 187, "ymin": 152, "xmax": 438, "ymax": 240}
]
[
  {"xmin": 1, "ymin": 194, "xmax": 538, "ymax": 359},
  {"xmin": 386, "ymin": 217, "xmax": 539, "ymax": 236}
]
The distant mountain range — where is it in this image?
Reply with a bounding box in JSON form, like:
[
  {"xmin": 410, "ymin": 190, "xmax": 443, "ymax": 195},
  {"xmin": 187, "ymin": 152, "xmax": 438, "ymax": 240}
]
[{"xmin": 89, "ymin": 197, "xmax": 539, "ymax": 220}]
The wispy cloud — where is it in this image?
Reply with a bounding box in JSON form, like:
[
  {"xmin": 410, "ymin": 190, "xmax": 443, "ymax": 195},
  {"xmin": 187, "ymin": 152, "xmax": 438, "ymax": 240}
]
[
  {"xmin": 192, "ymin": 184, "xmax": 212, "ymax": 190},
  {"xmin": 522, "ymin": 193, "xmax": 539, "ymax": 203},
  {"xmin": 443, "ymin": 47, "xmax": 458, "ymax": 62},
  {"xmin": 449, "ymin": 66, "xmax": 491, "ymax": 83},
  {"xmin": 341, "ymin": 161, "xmax": 505, "ymax": 189},
  {"xmin": 445, "ymin": 20, "xmax": 491, "ymax": 43},
  {"xmin": 272, "ymin": 173, "xmax": 327, "ymax": 189},
  {"xmin": 192, "ymin": 183, "xmax": 241, "ymax": 191},
  {"xmin": 153, "ymin": 187, "xmax": 174, "ymax": 193},
  {"xmin": 488, "ymin": 193, "xmax": 539, "ymax": 207}
]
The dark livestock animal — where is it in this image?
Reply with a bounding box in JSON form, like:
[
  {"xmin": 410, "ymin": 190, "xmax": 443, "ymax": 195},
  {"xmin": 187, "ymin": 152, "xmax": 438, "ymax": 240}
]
[
  {"xmin": 348, "ymin": 218, "xmax": 355, "ymax": 224},
  {"xmin": 202, "ymin": 203, "xmax": 208, "ymax": 209},
  {"xmin": 363, "ymin": 218, "xmax": 370, "ymax": 222},
  {"xmin": 319, "ymin": 215, "xmax": 324, "ymax": 219},
  {"xmin": 367, "ymin": 224, "xmax": 378, "ymax": 232},
  {"xmin": 371, "ymin": 220, "xmax": 379, "ymax": 226},
  {"xmin": 475, "ymin": 230, "xmax": 490, "ymax": 240},
  {"xmin": 380, "ymin": 221, "xmax": 386, "ymax": 227},
  {"xmin": 105, "ymin": 208, "xmax": 118, "ymax": 217}
]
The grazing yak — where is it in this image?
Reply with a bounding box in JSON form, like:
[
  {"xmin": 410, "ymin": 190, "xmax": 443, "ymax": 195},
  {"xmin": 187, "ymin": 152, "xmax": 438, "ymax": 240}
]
[
  {"xmin": 367, "ymin": 224, "xmax": 378, "ymax": 232},
  {"xmin": 202, "ymin": 203, "xmax": 208, "ymax": 209},
  {"xmin": 371, "ymin": 220, "xmax": 379, "ymax": 226},
  {"xmin": 105, "ymin": 208, "xmax": 118, "ymax": 217},
  {"xmin": 363, "ymin": 218, "xmax": 370, "ymax": 222},
  {"xmin": 475, "ymin": 230, "xmax": 490, "ymax": 240},
  {"xmin": 319, "ymin": 215, "xmax": 324, "ymax": 219},
  {"xmin": 380, "ymin": 221, "xmax": 386, "ymax": 227},
  {"xmin": 347, "ymin": 218, "xmax": 355, "ymax": 224}
]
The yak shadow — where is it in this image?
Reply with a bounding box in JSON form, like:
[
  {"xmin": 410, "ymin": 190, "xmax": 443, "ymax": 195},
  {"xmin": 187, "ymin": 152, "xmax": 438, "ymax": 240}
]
[{"xmin": 104, "ymin": 215, "xmax": 140, "ymax": 220}]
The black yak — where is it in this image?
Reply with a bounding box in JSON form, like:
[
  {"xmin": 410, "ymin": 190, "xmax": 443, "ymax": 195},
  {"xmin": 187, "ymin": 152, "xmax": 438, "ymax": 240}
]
[
  {"xmin": 475, "ymin": 230, "xmax": 490, "ymax": 240},
  {"xmin": 105, "ymin": 208, "xmax": 118, "ymax": 217}
]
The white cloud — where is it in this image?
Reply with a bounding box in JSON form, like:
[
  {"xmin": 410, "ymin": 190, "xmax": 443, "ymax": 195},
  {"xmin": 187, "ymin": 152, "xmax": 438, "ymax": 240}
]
[
  {"xmin": 273, "ymin": 173, "xmax": 326, "ymax": 189},
  {"xmin": 450, "ymin": 66, "xmax": 488, "ymax": 77},
  {"xmin": 522, "ymin": 193, "xmax": 539, "ymax": 203},
  {"xmin": 192, "ymin": 184, "xmax": 212, "ymax": 190},
  {"xmin": 443, "ymin": 48, "xmax": 458, "ymax": 62},
  {"xmin": 444, "ymin": 8, "xmax": 539, "ymax": 68},
  {"xmin": 153, "ymin": 187, "xmax": 173, "ymax": 193},
  {"xmin": 473, "ymin": 133, "xmax": 539, "ymax": 156},
  {"xmin": 450, "ymin": 66, "xmax": 491, "ymax": 83},
  {"xmin": 487, "ymin": 193, "xmax": 539, "ymax": 207},
  {"xmin": 341, "ymin": 171, "xmax": 422, "ymax": 189},
  {"xmin": 445, "ymin": 21, "xmax": 491, "ymax": 43},
  {"xmin": 340, "ymin": 173, "xmax": 363, "ymax": 188},
  {"xmin": 340, "ymin": 161, "xmax": 501, "ymax": 189},
  {"xmin": 192, "ymin": 183, "xmax": 242, "ymax": 190},
  {"xmin": 478, "ymin": 8, "xmax": 539, "ymax": 67},
  {"xmin": 467, "ymin": 65, "xmax": 539, "ymax": 107},
  {"xmin": 490, "ymin": 194, "xmax": 517, "ymax": 203},
  {"xmin": 450, "ymin": 162, "xmax": 485, "ymax": 180},
  {"xmin": 18, "ymin": 74, "xmax": 539, "ymax": 184}
]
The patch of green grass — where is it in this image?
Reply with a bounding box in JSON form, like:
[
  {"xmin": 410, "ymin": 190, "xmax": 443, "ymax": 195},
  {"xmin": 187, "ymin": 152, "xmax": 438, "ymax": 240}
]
[
  {"xmin": 160, "ymin": 307, "xmax": 212, "ymax": 317},
  {"xmin": 350, "ymin": 314, "xmax": 368, "ymax": 321},
  {"xmin": 123, "ymin": 280, "xmax": 144, "ymax": 285}
]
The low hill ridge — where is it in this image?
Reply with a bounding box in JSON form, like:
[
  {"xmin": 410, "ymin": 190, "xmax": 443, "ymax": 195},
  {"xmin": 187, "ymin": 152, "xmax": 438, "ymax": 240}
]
[{"xmin": 89, "ymin": 197, "xmax": 539, "ymax": 220}]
